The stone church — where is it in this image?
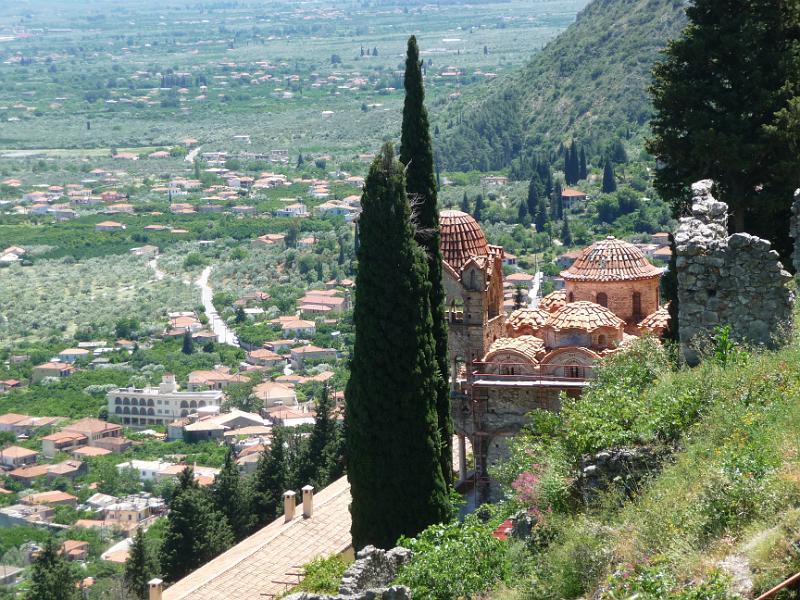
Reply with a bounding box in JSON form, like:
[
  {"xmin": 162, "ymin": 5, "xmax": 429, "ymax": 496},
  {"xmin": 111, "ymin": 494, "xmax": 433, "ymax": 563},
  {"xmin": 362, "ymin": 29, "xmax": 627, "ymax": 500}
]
[{"xmin": 439, "ymin": 210, "xmax": 669, "ymax": 495}]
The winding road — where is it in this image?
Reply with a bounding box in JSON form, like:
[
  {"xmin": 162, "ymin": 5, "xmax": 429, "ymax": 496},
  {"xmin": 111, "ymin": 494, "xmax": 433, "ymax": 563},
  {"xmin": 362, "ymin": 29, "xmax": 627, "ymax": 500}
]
[{"xmin": 196, "ymin": 266, "xmax": 239, "ymax": 347}]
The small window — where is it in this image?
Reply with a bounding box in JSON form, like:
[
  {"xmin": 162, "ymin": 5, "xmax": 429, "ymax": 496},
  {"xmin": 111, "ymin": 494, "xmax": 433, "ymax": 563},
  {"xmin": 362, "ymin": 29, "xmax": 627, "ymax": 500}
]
[
  {"xmin": 596, "ymin": 293, "xmax": 608, "ymax": 307},
  {"xmin": 598, "ymin": 334, "xmax": 607, "ymax": 347},
  {"xmin": 633, "ymin": 292, "xmax": 642, "ymax": 316},
  {"xmin": 568, "ymin": 292, "xmax": 575, "ymax": 303}
]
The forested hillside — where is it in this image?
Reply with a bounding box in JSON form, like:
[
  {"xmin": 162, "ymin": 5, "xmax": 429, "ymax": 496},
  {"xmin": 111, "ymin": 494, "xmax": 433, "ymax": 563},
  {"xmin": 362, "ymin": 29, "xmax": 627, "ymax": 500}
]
[{"xmin": 437, "ymin": 0, "xmax": 687, "ymax": 172}]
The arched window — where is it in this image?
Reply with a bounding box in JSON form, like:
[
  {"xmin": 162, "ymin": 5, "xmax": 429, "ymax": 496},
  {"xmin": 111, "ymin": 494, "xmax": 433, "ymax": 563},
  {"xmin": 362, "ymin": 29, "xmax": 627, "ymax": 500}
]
[
  {"xmin": 568, "ymin": 292, "xmax": 574, "ymax": 303},
  {"xmin": 123, "ymin": 407, "xmax": 130, "ymax": 414},
  {"xmin": 131, "ymin": 398, "xmax": 138, "ymax": 406},
  {"xmin": 115, "ymin": 406, "xmax": 122, "ymax": 414},
  {"xmin": 180, "ymin": 401, "xmax": 188, "ymax": 409},
  {"xmin": 148, "ymin": 408, "xmax": 155, "ymax": 416},
  {"xmin": 131, "ymin": 407, "xmax": 139, "ymax": 415},
  {"xmin": 596, "ymin": 292, "xmax": 608, "ymax": 307},
  {"xmin": 147, "ymin": 399, "xmax": 155, "ymax": 407},
  {"xmin": 566, "ymin": 366, "xmax": 583, "ymax": 378},
  {"xmin": 632, "ymin": 292, "xmax": 642, "ymax": 316},
  {"xmin": 180, "ymin": 410, "xmax": 188, "ymax": 417},
  {"xmin": 189, "ymin": 401, "xmax": 197, "ymax": 409},
  {"xmin": 598, "ymin": 334, "xmax": 607, "ymax": 347},
  {"xmin": 198, "ymin": 401, "xmax": 206, "ymax": 408},
  {"xmin": 115, "ymin": 398, "xmax": 121, "ymax": 405},
  {"xmin": 123, "ymin": 397, "xmax": 130, "ymax": 405}
]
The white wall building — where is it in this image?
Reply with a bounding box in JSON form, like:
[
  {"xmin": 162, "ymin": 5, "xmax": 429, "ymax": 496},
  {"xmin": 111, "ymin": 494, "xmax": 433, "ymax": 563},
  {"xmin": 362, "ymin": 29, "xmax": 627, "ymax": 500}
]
[{"xmin": 107, "ymin": 374, "xmax": 224, "ymax": 428}]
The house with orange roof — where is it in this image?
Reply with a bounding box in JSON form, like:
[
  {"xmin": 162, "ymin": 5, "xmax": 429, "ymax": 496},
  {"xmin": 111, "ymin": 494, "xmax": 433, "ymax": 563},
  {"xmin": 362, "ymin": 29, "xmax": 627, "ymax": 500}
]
[
  {"xmin": 245, "ymin": 348, "xmax": 285, "ymax": 368},
  {"xmin": 32, "ymin": 362, "xmax": 75, "ymax": 383},
  {"xmin": 61, "ymin": 540, "xmax": 89, "ymax": 561},
  {"xmin": 0, "ymin": 380, "xmax": 20, "ymax": 393},
  {"xmin": 21, "ymin": 490, "xmax": 77, "ymax": 507},
  {"xmin": 289, "ymin": 345, "xmax": 337, "ymax": 368},
  {"xmin": 0, "ymin": 445, "xmax": 38, "ymax": 468},
  {"xmin": 41, "ymin": 431, "xmax": 88, "ymax": 458},
  {"xmin": 252, "ymin": 381, "xmax": 296, "ymax": 408},
  {"xmin": 63, "ymin": 418, "xmax": 122, "ymax": 445},
  {"xmin": 95, "ymin": 220, "xmax": 126, "ymax": 232},
  {"xmin": 560, "ymin": 187, "xmax": 588, "ymax": 207}
]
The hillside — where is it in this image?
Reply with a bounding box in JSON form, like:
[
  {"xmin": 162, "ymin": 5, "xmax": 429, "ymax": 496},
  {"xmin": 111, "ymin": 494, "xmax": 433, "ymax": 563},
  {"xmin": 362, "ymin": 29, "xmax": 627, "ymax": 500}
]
[{"xmin": 437, "ymin": 0, "xmax": 687, "ymax": 172}]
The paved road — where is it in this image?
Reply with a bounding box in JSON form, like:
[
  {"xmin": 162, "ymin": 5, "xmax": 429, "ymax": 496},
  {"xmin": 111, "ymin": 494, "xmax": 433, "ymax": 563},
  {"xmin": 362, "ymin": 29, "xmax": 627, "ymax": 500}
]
[
  {"xmin": 196, "ymin": 266, "xmax": 239, "ymax": 347},
  {"xmin": 529, "ymin": 271, "xmax": 544, "ymax": 308},
  {"xmin": 185, "ymin": 145, "xmax": 203, "ymax": 163}
]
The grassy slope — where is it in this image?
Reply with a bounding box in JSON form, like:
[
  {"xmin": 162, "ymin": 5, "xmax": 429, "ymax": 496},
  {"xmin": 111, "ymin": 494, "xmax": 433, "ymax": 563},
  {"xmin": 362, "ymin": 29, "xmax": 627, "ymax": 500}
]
[{"xmin": 438, "ymin": 0, "xmax": 688, "ymax": 171}]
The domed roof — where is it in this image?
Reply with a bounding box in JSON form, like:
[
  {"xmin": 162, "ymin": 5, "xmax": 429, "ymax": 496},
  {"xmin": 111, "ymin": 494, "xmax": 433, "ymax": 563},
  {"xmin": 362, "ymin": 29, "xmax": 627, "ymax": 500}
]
[
  {"xmin": 547, "ymin": 301, "xmax": 625, "ymax": 332},
  {"xmin": 539, "ymin": 290, "xmax": 567, "ymax": 313},
  {"xmin": 507, "ymin": 308, "xmax": 550, "ymax": 333},
  {"xmin": 561, "ymin": 236, "xmax": 663, "ymax": 282},
  {"xmin": 440, "ymin": 210, "xmax": 489, "ymax": 270},
  {"xmin": 484, "ymin": 336, "xmax": 545, "ymax": 365},
  {"xmin": 637, "ymin": 304, "xmax": 671, "ymax": 332}
]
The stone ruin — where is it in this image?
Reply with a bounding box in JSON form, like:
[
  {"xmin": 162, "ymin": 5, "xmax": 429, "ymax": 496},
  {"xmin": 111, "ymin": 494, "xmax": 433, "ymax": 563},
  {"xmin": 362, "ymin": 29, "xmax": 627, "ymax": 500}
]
[
  {"xmin": 675, "ymin": 180, "xmax": 794, "ymax": 365},
  {"xmin": 284, "ymin": 546, "xmax": 413, "ymax": 600}
]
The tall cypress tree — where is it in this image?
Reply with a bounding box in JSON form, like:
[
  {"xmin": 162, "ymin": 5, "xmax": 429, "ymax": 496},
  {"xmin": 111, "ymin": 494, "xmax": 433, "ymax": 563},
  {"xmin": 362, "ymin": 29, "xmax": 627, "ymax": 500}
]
[
  {"xmin": 526, "ymin": 175, "xmax": 539, "ymax": 215},
  {"xmin": 460, "ymin": 191, "xmax": 470, "ymax": 213},
  {"xmin": 602, "ymin": 161, "xmax": 617, "ymax": 193},
  {"xmin": 579, "ymin": 146, "xmax": 588, "ymax": 180},
  {"xmin": 561, "ymin": 215, "xmax": 573, "ymax": 246},
  {"xmin": 474, "ymin": 194, "xmax": 484, "ymax": 221},
  {"xmin": 297, "ymin": 385, "xmax": 343, "ymax": 490},
  {"xmin": 399, "ymin": 35, "xmax": 452, "ymax": 486},
  {"xmin": 568, "ymin": 141, "xmax": 579, "ymax": 184},
  {"xmin": 346, "ymin": 144, "xmax": 449, "ymax": 550},
  {"xmin": 647, "ymin": 0, "xmax": 800, "ymax": 263}
]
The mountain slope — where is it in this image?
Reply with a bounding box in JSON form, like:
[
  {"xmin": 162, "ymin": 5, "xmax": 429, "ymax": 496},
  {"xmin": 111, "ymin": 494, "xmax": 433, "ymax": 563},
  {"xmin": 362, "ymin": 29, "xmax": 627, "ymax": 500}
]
[{"xmin": 437, "ymin": 0, "xmax": 688, "ymax": 172}]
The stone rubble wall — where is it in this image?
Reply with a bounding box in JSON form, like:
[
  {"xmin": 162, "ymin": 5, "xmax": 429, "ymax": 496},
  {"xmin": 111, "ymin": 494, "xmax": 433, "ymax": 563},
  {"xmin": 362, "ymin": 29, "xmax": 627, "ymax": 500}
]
[
  {"xmin": 790, "ymin": 189, "xmax": 800, "ymax": 273},
  {"xmin": 283, "ymin": 546, "xmax": 413, "ymax": 600},
  {"xmin": 576, "ymin": 446, "xmax": 668, "ymax": 502},
  {"xmin": 675, "ymin": 180, "xmax": 794, "ymax": 365}
]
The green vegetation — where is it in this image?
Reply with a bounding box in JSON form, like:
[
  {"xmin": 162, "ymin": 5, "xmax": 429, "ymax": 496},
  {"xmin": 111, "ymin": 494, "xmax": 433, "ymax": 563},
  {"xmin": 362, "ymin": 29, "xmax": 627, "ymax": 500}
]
[
  {"xmin": 400, "ymin": 36, "xmax": 452, "ymax": 488},
  {"xmin": 438, "ymin": 0, "xmax": 687, "ymax": 171},
  {"xmin": 346, "ymin": 145, "xmax": 449, "ymax": 550},
  {"xmin": 648, "ymin": 0, "xmax": 800, "ymax": 263},
  {"xmin": 288, "ymin": 555, "xmax": 350, "ymax": 596}
]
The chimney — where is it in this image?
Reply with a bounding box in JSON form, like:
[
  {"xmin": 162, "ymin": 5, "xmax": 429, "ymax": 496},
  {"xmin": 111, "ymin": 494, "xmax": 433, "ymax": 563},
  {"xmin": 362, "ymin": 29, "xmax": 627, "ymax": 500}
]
[
  {"xmin": 302, "ymin": 485, "xmax": 314, "ymax": 519},
  {"xmin": 283, "ymin": 490, "xmax": 296, "ymax": 522},
  {"xmin": 148, "ymin": 578, "xmax": 163, "ymax": 600}
]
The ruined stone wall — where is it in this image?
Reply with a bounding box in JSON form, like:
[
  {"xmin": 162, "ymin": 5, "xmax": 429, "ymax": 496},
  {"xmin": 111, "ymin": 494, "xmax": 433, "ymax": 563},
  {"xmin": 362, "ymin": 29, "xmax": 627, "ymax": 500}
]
[
  {"xmin": 790, "ymin": 188, "xmax": 800, "ymax": 273},
  {"xmin": 675, "ymin": 180, "xmax": 794, "ymax": 365}
]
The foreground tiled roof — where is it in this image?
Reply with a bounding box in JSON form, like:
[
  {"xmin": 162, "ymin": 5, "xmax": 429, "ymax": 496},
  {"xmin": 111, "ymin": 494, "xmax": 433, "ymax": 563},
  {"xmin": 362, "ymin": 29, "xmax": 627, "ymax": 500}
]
[
  {"xmin": 440, "ymin": 210, "xmax": 488, "ymax": 270},
  {"xmin": 507, "ymin": 308, "xmax": 550, "ymax": 333},
  {"xmin": 561, "ymin": 236, "xmax": 664, "ymax": 282},
  {"xmin": 485, "ymin": 336, "xmax": 546, "ymax": 365},
  {"xmin": 163, "ymin": 476, "xmax": 351, "ymax": 600},
  {"xmin": 638, "ymin": 305, "xmax": 670, "ymax": 332},
  {"xmin": 539, "ymin": 290, "xmax": 567, "ymax": 313},
  {"xmin": 547, "ymin": 301, "xmax": 625, "ymax": 332}
]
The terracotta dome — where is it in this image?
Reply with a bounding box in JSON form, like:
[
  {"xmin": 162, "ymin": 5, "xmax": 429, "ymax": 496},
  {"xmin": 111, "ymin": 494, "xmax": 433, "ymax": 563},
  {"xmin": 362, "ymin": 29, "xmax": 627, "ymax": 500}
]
[
  {"xmin": 547, "ymin": 301, "xmax": 625, "ymax": 332},
  {"xmin": 440, "ymin": 210, "xmax": 489, "ymax": 270},
  {"xmin": 560, "ymin": 236, "xmax": 664, "ymax": 282},
  {"xmin": 507, "ymin": 308, "xmax": 550, "ymax": 333},
  {"xmin": 539, "ymin": 290, "xmax": 567, "ymax": 313},
  {"xmin": 485, "ymin": 336, "xmax": 545, "ymax": 365}
]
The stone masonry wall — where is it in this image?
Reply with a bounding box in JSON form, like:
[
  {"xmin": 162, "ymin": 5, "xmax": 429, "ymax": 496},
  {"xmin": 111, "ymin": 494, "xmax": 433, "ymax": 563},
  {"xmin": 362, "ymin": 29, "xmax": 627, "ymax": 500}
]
[{"xmin": 675, "ymin": 180, "xmax": 794, "ymax": 365}]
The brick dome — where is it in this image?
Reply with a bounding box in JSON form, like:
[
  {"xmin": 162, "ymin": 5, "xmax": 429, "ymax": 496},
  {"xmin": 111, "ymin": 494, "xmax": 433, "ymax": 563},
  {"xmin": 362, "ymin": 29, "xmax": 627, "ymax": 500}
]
[
  {"xmin": 440, "ymin": 210, "xmax": 489, "ymax": 270},
  {"xmin": 547, "ymin": 301, "xmax": 625, "ymax": 332},
  {"xmin": 560, "ymin": 236, "xmax": 663, "ymax": 282}
]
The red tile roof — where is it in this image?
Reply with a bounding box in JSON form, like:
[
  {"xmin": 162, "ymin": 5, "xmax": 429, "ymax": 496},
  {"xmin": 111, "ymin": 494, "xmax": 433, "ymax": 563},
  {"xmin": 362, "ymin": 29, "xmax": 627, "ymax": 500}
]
[
  {"xmin": 439, "ymin": 210, "xmax": 489, "ymax": 270},
  {"xmin": 547, "ymin": 301, "xmax": 625, "ymax": 332},
  {"xmin": 561, "ymin": 237, "xmax": 663, "ymax": 282}
]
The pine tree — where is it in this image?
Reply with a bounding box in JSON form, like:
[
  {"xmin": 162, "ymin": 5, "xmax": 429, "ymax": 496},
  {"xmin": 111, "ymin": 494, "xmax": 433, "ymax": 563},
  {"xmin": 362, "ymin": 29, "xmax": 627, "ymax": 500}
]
[
  {"xmin": 602, "ymin": 161, "xmax": 617, "ymax": 193},
  {"xmin": 181, "ymin": 330, "xmax": 193, "ymax": 355},
  {"xmin": 212, "ymin": 446, "xmax": 248, "ymax": 540},
  {"xmin": 460, "ymin": 191, "xmax": 470, "ymax": 213},
  {"xmin": 30, "ymin": 538, "xmax": 78, "ymax": 600},
  {"xmin": 346, "ymin": 144, "xmax": 449, "ymax": 550},
  {"xmin": 579, "ymin": 146, "xmax": 588, "ymax": 180},
  {"xmin": 297, "ymin": 152, "xmax": 304, "ymax": 168},
  {"xmin": 513, "ymin": 286, "xmax": 526, "ymax": 310},
  {"xmin": 647, "ymin": 0, "xmax": 800, "ymax": 262},
  {"xmin": 235, "ymin": 305, "xmax": 246, "ymax": 324},
  {"xmin": 193, "ymin": 158, "xmax": 201, "ymax": 180},
  {"xmin": 125, "ymin": 528, "xmax": 157, "ymax": 599},
  {"xmin": 568, "ymin": 141, "xmax": 579, "ymax": 185},
  {"xmin": 561, "ymin": 215, "xmax": 573, "ymax": 246},
  {"xmin": 161, "ymin": 468, "xmax": 233, "ymax": 583},
  {"xmin": 474, "ymin": 194, "xmax": 484, "ymax": 221},
  {"xmin": 400, "ymin": 36, "xmax": 452, "ymax": 486},
  {"xmin": 552, "ymin": 181, "xmax": 563, "ymax": 220},
  {"xmin": 534, "ymin": 196, "xmax": 548, "ymax": 232},
  {"xmin": 517, "ymin": 199, "xmax": 529, "ymax": 224},
  {"xmin": 250, "ymin": 427, "xmax": 288, "ymax": 528}
]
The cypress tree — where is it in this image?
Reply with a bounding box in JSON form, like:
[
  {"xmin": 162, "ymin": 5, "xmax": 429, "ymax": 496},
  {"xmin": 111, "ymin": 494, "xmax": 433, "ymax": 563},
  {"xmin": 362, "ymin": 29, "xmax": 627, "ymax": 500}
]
[
  {"xmin": 647, "ymin": 0, "xmax": 800, "ymax": 262},
  {"xmin": 400, "ymin": 36, "xmax": 452, "ymax": 486},
  {"xmin": 346, "ymin": 144, "xmax": 449, "ymax": 550},
  {"xmin": 125, "ymin": 528, "xmax": 157, "ymax": 599},
  {"xmin": 526, "ymin": 175, "xmax": 539, "ymax": 215},
  {"xmin": 460, "ymin": 191, "xmax": 470, "ymax": 213},
  {"xmin": 552, "ymin": 181, "xmax": 563, "ymax": 220},
  {"xmin": 30, "ymin": 538, "xmax": 78, "ymax": 600},
  {"xmin": 561, "ymin": 215, "xmax": 573, "ymax": 246},
  {"xmin": 534, "ymin": 196, "xmax": 548, "ymax": 232},
  {"xmin": 181, "ymin": 330, "xmax": 193, "ymax": 355},
  {"xmin": 212, "ymin": 446, "xmax": 248, "ymax": 540},
  {"xmin": 250, "ymin": 427, "xmax": 288, "ymax": 528},
  {"xmin": 568, "ymin": 141, "xmax": 579, "ymax": 184},
  {"xmin": 579, "ymin": 146, "xmax": 588, "ymax": 180},
  {"xmin": 602, "ymin": 161, "xmax": 617, "ymax": 193},
  {"xmin": 474, "ymin": 194, "xmax": 484, "ymax": 221},
  {"xmin": 517, "ymin": 199, "xmax": 529, "ymax": 223}
]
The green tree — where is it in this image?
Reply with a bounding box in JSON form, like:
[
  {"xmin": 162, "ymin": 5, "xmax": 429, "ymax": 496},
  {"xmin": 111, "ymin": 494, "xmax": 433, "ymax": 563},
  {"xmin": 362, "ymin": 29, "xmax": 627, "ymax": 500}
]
[
  {"xmin": 474, "ymin": 194, "xmax": 484, "ymax": 221},
  {"xmin": 29, "ymin": 538, "xmax": 78, "ymax": 600},
  {"xmin": 181, "ymin": 331, "xmax": 194, "ymax": 355},
  {"xmin": 552, "ymin": 181, "xmax": 563, "ymax": 220},
  {"xmin": 534, "ymin": 195, "xmax": 549, "ymax": 232},
  {"xmin": 526, "ymin": 175, "xmax": 539, "ymax": 215},
  {"xmin": 296, "ymin": 385, "xmax": 343, "ymax": 490},
  {"xmin": 579, "ymin": 146, "xmax": 588, "ymax": 180},
  {"xmin": 647, "ymin": 0, "xmax": 800, "ymax": 262},
  {"xmin": 160, "ymin": 467, "xmax": 233, "ymax": 583},
  {"xmin": 125, "ymin": 528, "xmax": 158, "ymax": 599},
  {"xmin": 460, "ymin": 191, "xmax": 470, "ymax": 213},
  {"xmin": 250, "ymin": 426, "xmax": 288, "ymax": 528},
  {"xmin": 513, "ymin": 286, "xmax": 526, "ymax": 310},
  {"xmin": 234, "ymin": 306, "xmax": 246, "ymax": 324},
  {"xmin": 517, "ymin": 199, "xmax": 529, "ymax": 223},
  {"xmin": 602, "ymin": 161, "xmax": 617, "ymax": 193},
  {"xmin": 346, "ymin": 144, "xmax": 449, "ymax": 550},
  {"xmin": 561, "ymin": 215, "xmax": 573, "ymax": 246},
  {"xmin": 400, "ymin": 36, "xmax": 452, "ymax": 486},
  {"xmin": 212, "ymin": 446, "xmax": 249, "ymax": 541}
]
